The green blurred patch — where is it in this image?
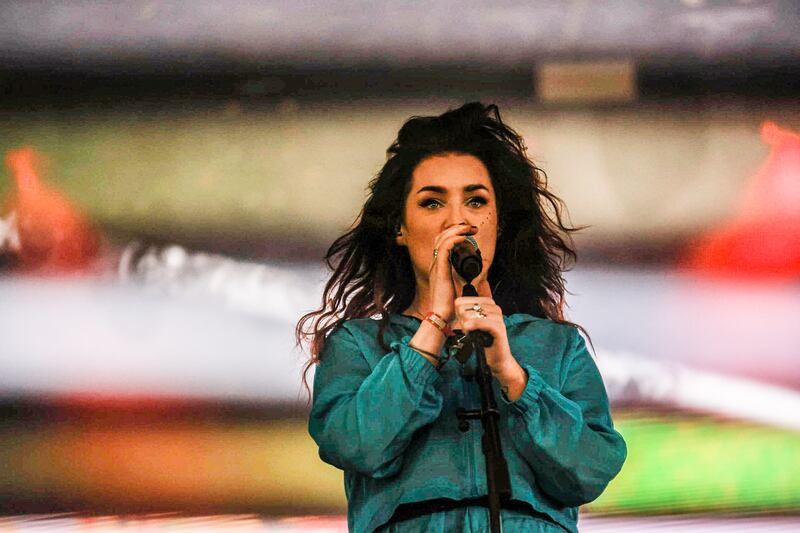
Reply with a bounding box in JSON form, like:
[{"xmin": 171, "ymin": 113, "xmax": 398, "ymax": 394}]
[{"xmin": 588, "ymin": 412, "xmax": 800, "ymax": 513}]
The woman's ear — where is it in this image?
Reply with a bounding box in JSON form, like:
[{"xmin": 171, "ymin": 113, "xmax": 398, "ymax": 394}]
[{"xmin": 394, "ymin": 224, "xmax": 406, "ymax": 247}]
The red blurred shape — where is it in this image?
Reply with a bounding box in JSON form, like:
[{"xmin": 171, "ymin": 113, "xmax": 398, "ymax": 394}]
[
  {"xmin": 3, "ymin": 146, "xmax": 101, "ymax": 274},
  {"xmin": 680, "ymin": 121, "xmax": 800, "ymax": 279}
]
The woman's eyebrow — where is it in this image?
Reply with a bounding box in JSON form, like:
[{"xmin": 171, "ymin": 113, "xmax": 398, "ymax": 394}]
[{"xmin": 416, "ymin": 184, "xmax": 489, "ymax": 194}]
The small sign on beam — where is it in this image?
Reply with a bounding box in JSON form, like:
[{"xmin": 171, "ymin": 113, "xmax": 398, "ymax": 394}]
[{"xmin": 536, "ymin": 60, "xmax": 637, "ymax": 103}]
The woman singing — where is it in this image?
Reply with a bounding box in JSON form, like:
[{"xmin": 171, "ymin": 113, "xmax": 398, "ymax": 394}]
[{"xmin": 296, "ymin": 102, "xmax": 627, "ymax": 533}]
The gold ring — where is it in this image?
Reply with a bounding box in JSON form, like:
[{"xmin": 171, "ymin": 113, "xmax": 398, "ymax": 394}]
[{"xmin": 433, "ymin": 248, "xmax": 439, "ymax": 260}]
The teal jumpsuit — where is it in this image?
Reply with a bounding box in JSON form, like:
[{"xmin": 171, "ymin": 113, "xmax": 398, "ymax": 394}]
[{"xmin": 308, "ymin": 313, "xmax": 627, "ymax": 533}]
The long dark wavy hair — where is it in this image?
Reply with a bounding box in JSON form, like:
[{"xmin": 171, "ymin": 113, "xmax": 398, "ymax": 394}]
[{"xmin": 295, "ymin": 102, "xmax": 593, "ymax": 398}]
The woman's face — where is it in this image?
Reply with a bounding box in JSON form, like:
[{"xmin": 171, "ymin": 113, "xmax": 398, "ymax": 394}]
[{"xmin": 396, "ymin": 152, "xmax": 498, "ymax": 286}]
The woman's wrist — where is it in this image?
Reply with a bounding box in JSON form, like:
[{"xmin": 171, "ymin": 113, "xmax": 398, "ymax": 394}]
[
  {"xmin": 494, "ymin": 360, "xmax": 528, "ymax": 401},
  {"xmin": 407, "ymin": 342, "xmax": 442, "ymax": 368},
  {"xmin": 422, "ymin": 310, "xmax": 453, "ymax": 337},
  {"xmin": 410, "ymin": 320, "xmax": 446, "ymax": 367},
  {"xmin": 431, "ymin": 306, "xmax": 452, "ymax": 323}
]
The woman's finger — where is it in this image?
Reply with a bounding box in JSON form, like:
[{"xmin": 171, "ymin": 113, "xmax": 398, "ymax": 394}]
[
  {"xmin": 430, "ymin": 225, "xmax": 476, "ymax": 271},
  {"xmin": 460, "ymin": 313, "xmax": 501, "ymax": 334}
]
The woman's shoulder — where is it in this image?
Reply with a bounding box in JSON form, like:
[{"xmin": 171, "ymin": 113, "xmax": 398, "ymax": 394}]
[
  {"xmin": 325, "ymin": 316, "xmax": 394, "ymax": 350},
  {"xmin": 506, "ymin": 313, "xmax": 585, "ymax": 388},
  {"xmin": 322, "ymin": 316, "xmax": 412, "ymax": 365},
  {"xmin": 336, "ymin": 316, "xmax": 382, "ymax": 335},
  {"xmin": 506, "ymin": 313, "xmax": 585, "ymax": 365},
  {"xmin": 506, "ymin": 312, "xmax": 577, "ymax": 340},
  {"xmin": 323, "ymin": 317, "xmax": 379, "ymax": 344}
]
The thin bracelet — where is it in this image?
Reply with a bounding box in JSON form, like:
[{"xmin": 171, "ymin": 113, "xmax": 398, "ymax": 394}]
[{"xmin": 408, "ymin": 342, "xmax": 443, "ymax": 368}]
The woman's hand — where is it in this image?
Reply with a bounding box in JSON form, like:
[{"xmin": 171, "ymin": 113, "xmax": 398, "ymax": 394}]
[
  {"xmin": 454, "ymin": 294, "xmax": 528, "ymax": 401},
  {"xmin": 428, "ymin": 222, "xmax": 477, "ymax": 321}
]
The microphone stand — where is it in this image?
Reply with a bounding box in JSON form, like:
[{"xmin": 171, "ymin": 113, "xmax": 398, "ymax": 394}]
[{"xmin": 454, "ymin": 281, "xmax": 512, "ymax": 533}]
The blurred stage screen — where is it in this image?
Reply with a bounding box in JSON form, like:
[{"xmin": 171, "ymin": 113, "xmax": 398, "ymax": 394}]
[{"xmin": 1, "ymin": 1, "xmax": 799, "ymax": 531}]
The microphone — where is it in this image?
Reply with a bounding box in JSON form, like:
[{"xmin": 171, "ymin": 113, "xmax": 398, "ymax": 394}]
[
  {"xmin": 449, "ymin": 235, "xmax": 482, "ymax": 283},
  {"xmin": 447, "ymin": 234, "xmax": 489, "ymax": 363}
]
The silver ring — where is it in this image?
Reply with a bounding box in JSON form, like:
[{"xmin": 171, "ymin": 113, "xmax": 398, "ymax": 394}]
[{"xmin": 470, "ymin": 304, "xmax": 487, "ymax": 318}]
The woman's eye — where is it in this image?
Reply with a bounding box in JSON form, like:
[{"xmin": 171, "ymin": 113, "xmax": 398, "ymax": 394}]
[
  {"xmin": 468, "ymin": 197, "xmax": 487, "ymax": 208},
  {"xmin": 420, "ymin": 197, "xmax": 487, "ymax": 209}
]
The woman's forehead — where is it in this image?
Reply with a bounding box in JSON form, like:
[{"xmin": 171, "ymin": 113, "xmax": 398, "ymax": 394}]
[{"xmin": 411, "ymin": 154, "xmax": 494, "ymax": 192}]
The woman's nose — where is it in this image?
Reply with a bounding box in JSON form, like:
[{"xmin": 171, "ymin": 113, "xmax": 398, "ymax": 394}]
[{"xmin": 445, "ymin": 204, "xmax": 468, "ymax": 227}]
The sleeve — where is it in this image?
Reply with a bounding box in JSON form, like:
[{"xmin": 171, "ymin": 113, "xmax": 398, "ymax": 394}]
[
  {"xmin": 307, "ymin": 324, "xmax": 445, "ymax": 479},
  {"xmin": 498, "ymin": 327, "xmax": 627, "ymax": 507}
]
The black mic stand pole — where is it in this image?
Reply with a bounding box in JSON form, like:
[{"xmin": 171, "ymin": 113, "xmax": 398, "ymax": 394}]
[{"xmin": 455, "ymin": 281, "xmax": 512, "ymax": 533}]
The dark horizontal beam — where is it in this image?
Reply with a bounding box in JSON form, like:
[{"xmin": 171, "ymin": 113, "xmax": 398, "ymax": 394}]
[{"xmin": 1, "ymin": 60, "xmax": 799, "ymax": 110}]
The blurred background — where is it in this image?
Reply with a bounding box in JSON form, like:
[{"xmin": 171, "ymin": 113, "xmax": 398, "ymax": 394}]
[{"xmin": 1, "ymin": 0, "xmax": 799, "ymax": 531}]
